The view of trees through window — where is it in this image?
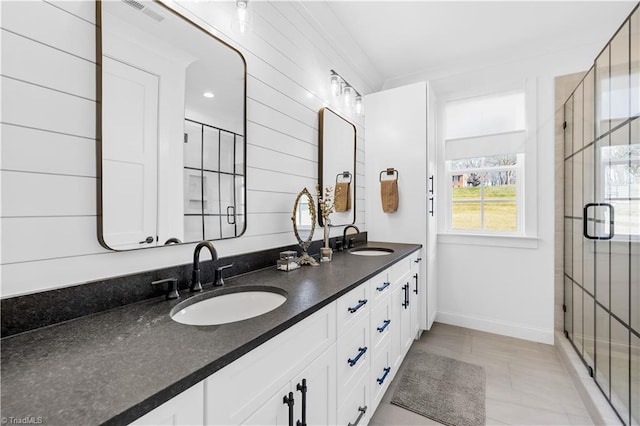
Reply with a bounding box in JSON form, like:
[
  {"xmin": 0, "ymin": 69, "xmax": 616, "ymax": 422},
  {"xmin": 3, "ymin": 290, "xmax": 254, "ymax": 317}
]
[
  {"xmin": 602, "ymin": 143, "xmax": 640, "ymax": 237},
  {"xmin": 450, "ymin": 155, "xmax": 518, "ymax": 231}
]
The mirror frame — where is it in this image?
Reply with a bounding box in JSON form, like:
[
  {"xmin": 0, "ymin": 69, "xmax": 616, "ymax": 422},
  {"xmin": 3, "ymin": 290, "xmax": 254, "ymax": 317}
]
[
  {"xmin": 291, "ymin": 187, "xmax": 316, "ymax": 254},
  {"xmin": 95, "ymin": 0, "xmax": 248, "ymax": 250},
  {"xmin": 318, "ymin": 107, "xmax": 357, "ymax": 227}
]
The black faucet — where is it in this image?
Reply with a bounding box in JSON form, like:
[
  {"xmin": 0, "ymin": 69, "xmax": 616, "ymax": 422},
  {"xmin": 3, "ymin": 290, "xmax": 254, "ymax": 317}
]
[
  {"xmin": 190, "ymin": 241, "xmax": 218, "ymax": 292},
  {"xmin": 343, "ymin": 225, "xmax": 360, "ymax": 249}
]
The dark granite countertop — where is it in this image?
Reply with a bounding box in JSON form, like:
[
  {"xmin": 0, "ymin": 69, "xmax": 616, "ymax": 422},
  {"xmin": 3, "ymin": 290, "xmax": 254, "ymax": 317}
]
[{"xmin": 1, "ymin": 241, "xmax": 420, "ymax": 426}]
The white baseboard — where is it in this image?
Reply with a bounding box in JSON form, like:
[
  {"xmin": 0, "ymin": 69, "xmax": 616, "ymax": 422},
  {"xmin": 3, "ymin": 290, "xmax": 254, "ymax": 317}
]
[
  {"xmin": 427, "ymin": 310, "xmax": 437, "ymax": 330},
  {"xmin": 435, "ymin": 311, "xmax": 554, "ymax": 344}
]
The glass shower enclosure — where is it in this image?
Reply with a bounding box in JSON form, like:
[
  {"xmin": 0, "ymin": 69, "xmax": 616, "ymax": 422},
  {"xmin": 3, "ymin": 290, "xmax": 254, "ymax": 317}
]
[{"xmin": 563, "ymin": 6, "xmax": 639, "ymax": 425}]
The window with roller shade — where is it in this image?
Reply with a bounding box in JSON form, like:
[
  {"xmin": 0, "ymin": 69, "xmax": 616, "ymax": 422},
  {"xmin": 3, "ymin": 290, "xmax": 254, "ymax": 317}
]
[{"xmin": 444, "ymin": 91, "xmax": 526, "ymax": 233}]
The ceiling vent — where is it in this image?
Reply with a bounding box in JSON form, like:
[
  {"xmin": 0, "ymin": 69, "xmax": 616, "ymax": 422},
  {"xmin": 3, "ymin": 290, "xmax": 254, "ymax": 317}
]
[{"xmin": 121, "ymin": 0, "xmax": 164, "ymax": 22}]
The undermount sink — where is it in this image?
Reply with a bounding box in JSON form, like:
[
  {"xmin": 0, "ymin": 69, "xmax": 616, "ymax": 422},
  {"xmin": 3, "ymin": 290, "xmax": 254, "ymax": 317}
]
[
  {"xmin": 170, "ymin": 286, "xmax": 287, "ymax": 326},
  {"xmin": 350, "ymin": 247, "xmax": 395, "ymax": 256}
]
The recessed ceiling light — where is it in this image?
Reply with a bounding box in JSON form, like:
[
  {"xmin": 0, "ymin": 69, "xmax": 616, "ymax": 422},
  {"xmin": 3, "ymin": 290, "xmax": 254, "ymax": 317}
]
[{"xmin": 203, "ymin": 92, "xmax": 215, "ymax": 98}]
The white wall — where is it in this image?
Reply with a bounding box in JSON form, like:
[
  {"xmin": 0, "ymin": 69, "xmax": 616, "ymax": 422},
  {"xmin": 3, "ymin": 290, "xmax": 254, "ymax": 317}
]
[
  {"xmin": 429, "ymin": 44, "xmax": 609, "ymax": 345},
  {"xmin": 0, "ymin": 0, "xmax": 379, "ymax": 298}
]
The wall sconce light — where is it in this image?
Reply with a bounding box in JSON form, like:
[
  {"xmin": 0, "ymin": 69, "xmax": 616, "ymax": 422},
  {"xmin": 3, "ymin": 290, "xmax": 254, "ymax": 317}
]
[
  {"xmin": 236, "ymin": 0, "xmax": 251, "ymax": 33},
  {"xmin": 329, "ymin": 69, "xmax": 363, "ymax": 116}
]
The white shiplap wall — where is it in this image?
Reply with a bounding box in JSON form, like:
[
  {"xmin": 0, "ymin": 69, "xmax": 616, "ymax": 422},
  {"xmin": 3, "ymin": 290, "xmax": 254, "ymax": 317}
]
[{"xmin": 0, "ymin": 0, "xmax": 378, "ymax": 298}]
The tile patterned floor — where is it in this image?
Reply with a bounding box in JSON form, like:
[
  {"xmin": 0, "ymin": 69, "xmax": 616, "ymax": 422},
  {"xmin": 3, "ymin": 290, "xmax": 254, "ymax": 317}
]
[{"xmin": 370, "ymin": 323, "xmax": 593, "ymax": 426}]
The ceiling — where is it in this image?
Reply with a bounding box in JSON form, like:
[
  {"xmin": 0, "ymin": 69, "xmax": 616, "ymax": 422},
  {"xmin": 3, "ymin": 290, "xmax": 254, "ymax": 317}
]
[{"xmin": 321, "ymin": 1, "xmax": 637, "ymax": 89}]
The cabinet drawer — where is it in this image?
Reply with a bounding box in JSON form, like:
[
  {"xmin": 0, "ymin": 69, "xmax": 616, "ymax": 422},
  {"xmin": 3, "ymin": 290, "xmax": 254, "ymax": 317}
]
[
  {"xmin": 370, "ymin": 342, "xmax": 392, "ymax": 413},
  {"xmin": 206, "ymin": 302, "xmax": 337, "ymax": 425},
  {"xmin": 337, "ymin": 373, "xmax": 370, "ymax": 426},
  {"xmin": 337, "ymin": 283, "xmax": 370, "ymax": 331},
  {"xmin": 368, "ymin": 271, "xmax": 391, "ymax": 305},
  {"xmin": 337, "ymin": 315, "xmax": 370, "ymax": 401},
  {"xmin": 370, "ymin": 298, "xmax": 391, "ymax": 351},
  {"xmin": 388, "ymin": 256, "xmax": 412, "ymax": 285}
]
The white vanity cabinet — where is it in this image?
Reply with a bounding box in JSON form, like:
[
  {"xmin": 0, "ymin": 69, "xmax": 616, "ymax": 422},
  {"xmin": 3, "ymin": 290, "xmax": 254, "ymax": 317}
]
[
  {"xmin": 205, "ymin": 302, "xmax": 337, "ymax": 426},
  {"xmin": 127, "ymin": 252, "xmax": 423, "ymax": 426}
]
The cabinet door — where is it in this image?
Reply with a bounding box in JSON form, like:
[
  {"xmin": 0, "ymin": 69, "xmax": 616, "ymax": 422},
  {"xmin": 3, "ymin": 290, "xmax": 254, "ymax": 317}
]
[
  {"xmin": 390, "ymin": 275, "xmax": 412, "ymax": 370},
  {"xmin": 292, "ymin": 344, "xmax": 337, "ymax": 426},
  {"xmin": 206, "ymin": 303, "xmax": 336, "ymax": 425},
  {"xmin": 243, "ymin": 383, "xmax": 290, "ymax": 426},
  {"xmin": 400, "ymin": 277, "xmax": 413, "ymax": 356},
  {"xmin": 390, "ymin": 283, "xmax": 403, "ymax": 370},
  {"xmin": 409, "ymin": 258, "xmax": 421, "ymax": 339},
  {"xmin": 130, "ymin": 382, "xmax": 204, "ymax": 426}
]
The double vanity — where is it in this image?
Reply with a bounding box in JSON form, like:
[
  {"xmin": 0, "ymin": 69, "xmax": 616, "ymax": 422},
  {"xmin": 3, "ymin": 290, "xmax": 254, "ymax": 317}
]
[{"xmin": 1, "ymin": 242, "xmax": 423, "ymax": 425}]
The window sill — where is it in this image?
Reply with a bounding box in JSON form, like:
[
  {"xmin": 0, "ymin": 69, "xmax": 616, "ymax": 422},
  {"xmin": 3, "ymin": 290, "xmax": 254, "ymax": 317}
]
[{"xmin": 437, "ymin": 233, "xmax": 539, "ymax": 249}]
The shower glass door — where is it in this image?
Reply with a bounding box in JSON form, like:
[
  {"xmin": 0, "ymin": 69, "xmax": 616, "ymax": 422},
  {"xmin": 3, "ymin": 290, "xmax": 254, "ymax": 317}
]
[{"xmin": 564, "ymin": 6, "xmax": 639, "ymax": 425}]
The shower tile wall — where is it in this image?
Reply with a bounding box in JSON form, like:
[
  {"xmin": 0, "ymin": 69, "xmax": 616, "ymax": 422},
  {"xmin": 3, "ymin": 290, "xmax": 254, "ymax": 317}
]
[{"xmin": 563, "ymin": 6, "xmax": 640, "ymax": 425}]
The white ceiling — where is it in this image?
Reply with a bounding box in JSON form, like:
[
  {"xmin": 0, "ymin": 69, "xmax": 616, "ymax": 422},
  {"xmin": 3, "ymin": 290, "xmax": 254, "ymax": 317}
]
[{"xmin": 320, "ymin": 1, "xmax": 637, "ymax": 89}]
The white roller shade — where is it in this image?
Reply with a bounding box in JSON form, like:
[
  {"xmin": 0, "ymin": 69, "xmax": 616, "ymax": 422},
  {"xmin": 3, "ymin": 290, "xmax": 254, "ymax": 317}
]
[{"xmin": 445, "ymin": 130, "xmax": 525, "ymax": 160}]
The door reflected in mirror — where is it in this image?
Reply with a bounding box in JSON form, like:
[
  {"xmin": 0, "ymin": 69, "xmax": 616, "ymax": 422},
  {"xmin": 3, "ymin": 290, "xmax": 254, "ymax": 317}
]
[
  {"xmin": 98, "ymin": 0, "xmax": 246, "ymax": 250},
  {"xmin": 319, "ymin": 108, "xmax": 356, "ymax": 227}
]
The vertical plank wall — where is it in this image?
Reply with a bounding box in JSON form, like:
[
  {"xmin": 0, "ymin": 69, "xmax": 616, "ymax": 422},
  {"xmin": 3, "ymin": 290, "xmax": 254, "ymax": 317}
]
[{"xmin": 0, "ymin": 0, "xmax": 375, "ymax": 297}]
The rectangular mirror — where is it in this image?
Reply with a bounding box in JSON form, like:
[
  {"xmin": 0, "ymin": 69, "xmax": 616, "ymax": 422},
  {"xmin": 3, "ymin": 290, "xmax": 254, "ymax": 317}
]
[
  {"xmin": 97, "ymin": 0, "xmax": 246, "ymax": 250},
  {"xmin": 319, "ymin": 108, "xmax": 356, "ymax": 226}
]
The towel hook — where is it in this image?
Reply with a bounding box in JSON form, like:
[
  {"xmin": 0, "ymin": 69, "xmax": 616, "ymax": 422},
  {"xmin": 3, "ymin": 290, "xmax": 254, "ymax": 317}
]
[{"xmin": 379, "ymin": 168, "xmax": 399, "ymax": 182}]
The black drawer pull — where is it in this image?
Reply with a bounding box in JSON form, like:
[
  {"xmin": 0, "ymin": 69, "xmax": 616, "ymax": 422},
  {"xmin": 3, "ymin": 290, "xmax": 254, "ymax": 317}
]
[
  {"xmin": 376, "ymin": 282, "xmax": 390, "ymax": 292},
  {"xmin": 413, "ymin": 273, "xmax": 419, "ymax": 294},
  {"xmin": 377, "ymin": 319, "xmax": 391, "ymax": 333},
  {"xmin": 402, "ymin": 283, "xmax": 409, "ymax": 309},
  {"xmin": 347, "ymin": 406, "xmax": 367, "ymax": 426},
  {"xmin": 414, "ymin": 257, "xmax": 422, "ymax": 263},
  {"xmin": 348, "ymin": 346, "xmax": 368, "ymax": 367},
  {"xmin": 296, "ymin": 379, "xmax": 307, "ymax": 426},
  {"xmin": 348, "ymin": 299, "xmax": 368, "ymax": 313},
  {"xmin": 283, "ymin": 392, "xmax": 294, "ymax": 426},
  {"xmin": 377, "ymin": 367, "xmax": 391, "ymax": 385}
]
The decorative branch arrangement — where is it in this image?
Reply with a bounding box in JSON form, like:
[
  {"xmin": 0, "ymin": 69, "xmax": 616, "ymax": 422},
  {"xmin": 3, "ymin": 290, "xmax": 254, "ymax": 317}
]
[{"xmin": 317, "ymin": 185, "xmax": 340, "ymax": 261}]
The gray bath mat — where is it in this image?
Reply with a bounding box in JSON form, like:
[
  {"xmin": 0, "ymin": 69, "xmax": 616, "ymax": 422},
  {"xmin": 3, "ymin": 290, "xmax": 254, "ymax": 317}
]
[{"xmin": 390, "ymin": 351, "xmax": 486, "ymax": 426}]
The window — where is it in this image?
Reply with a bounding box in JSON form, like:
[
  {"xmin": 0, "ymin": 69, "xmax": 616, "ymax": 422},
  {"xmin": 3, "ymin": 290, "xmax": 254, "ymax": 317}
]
[
  {"xmin": 444, "ymin": 91, "xmax": 526, "ymax": 234},
  {"xmin": 448, "ymin": 154, "xmax": 522, "ymax": 231}
]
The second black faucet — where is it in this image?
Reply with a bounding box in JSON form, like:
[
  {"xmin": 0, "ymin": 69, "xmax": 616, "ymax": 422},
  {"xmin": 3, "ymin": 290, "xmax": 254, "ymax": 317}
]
[{"xmin": 190, "ymin": 241, "xmax": 218, "ymax": 292}]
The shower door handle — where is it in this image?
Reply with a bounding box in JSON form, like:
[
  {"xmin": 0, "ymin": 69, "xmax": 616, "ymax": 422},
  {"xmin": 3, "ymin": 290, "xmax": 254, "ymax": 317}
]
[{"xmin": 582, "ymin": 203, "xmax": 615, "ymax": 240}]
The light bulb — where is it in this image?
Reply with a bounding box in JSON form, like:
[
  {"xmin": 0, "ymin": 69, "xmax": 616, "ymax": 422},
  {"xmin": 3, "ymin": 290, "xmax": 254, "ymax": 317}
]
[
  {"xmin": 343, "ymin": 85, "xmax": 354, "ymax": 107},
  {"xmin": 354, "ymin": 95, "xmax": 363, "ymax": 116},
  {"xmin": 330, "ymin": 74, "xmax": 340, "ymax": 97},
  {"xmin": 237, "ymin": 0, "xmax": 249, "ymax": 33}
]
